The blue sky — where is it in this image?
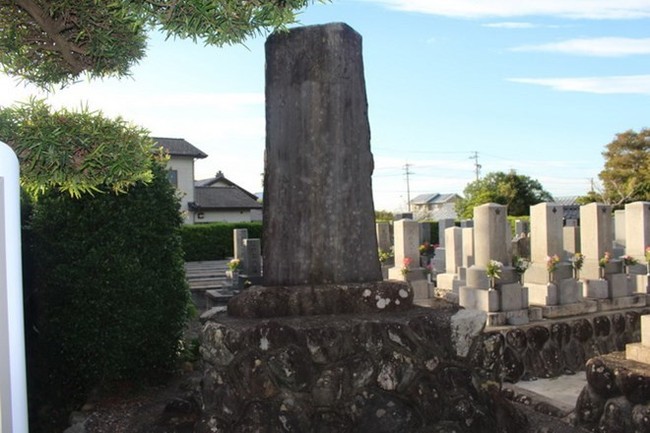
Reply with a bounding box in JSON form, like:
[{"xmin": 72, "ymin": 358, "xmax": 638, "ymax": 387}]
[{"xmin": 1, "ymin": 0, "xmax": 650, "ymax": 211}]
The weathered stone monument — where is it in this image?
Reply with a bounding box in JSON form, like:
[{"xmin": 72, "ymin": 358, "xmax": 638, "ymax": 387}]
[
  {"xmin": 198, "ymin": 23, "xmax": 498, "ymax": 433},
  {"xmin": 262, "ymin": 22, "xmax": 381, "ymax": 287},
  {"xmin": 0, "ymin": 142, "xmax": 29, "ymax": 433}
]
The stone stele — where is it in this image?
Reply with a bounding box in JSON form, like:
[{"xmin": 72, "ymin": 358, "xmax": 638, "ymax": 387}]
[{"xmin": 262, "ymin": 22, "xmax": 382, "ymax": 287}]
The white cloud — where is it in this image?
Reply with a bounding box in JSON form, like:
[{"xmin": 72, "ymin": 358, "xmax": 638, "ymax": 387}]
[
  {"xmin": 511, "ymin": 37, "xmax": 650, "ymax": 56},
  {"xmin": 366, "ymin": 0, "xmax": 650, "ymax": 19},
  {"xmin": 508, "ymin": 74, "xmax": 650, "ymax": 95},
  {"xmin": 482, "ymin": 22, "xmax": 538, "ymax": 28}
]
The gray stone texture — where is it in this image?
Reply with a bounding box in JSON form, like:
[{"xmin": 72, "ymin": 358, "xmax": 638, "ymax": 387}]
[
  {"xmin": 575, "ymin": 351, "xmax": 650, "ymax": 432},
  {"xmin": 473, "ymin": 309, "xmax": 646, "ymax": 384},
  {"xmin": 625, "ymin": 202, "xmax": 650, "ymax": 262},
  {"xmin": 199, "ymin": 304, "xmax": 501, "ymax": 433},
  {"xmin": 227, "ymin": 281, "xmax": 413, "ymax": 319},
  {"xmin": 263, "ymin": 23, "xmax": 381, "ymax": 286}
]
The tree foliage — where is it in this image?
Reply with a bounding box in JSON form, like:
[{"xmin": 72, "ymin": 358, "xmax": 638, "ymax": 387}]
[
  {"xmin": 455, "ymin": 170, "xmax": 553, "ymax": 219},
  {"xmin": 0, "ymin": 98, "xmax": 156, "ymax": 198},
  {"xmin": 597, "ymin": 128, "xmax": 650, "ymax": 207},
  {"xmin": 0, "ymin": 0, "xmax": 319, "ymax": 88}
]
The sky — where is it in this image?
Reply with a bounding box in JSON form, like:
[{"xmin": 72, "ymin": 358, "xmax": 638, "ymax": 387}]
[{"xmin": 1, "ymin": 0, "xmax": 650, "ymax": 211}]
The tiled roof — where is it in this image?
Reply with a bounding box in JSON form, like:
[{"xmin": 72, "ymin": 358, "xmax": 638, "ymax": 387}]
[
  {"xmin": 411, "ymin": 193, "xmax": 460, "ymax": 205},
  {"xmin": 153, "ymin": 137, "xmax": 208, "ymax": 159},
  {"xmin": 195, "ymin": 171, "xmax": 229, "ymax": 187},
  {"xmin": 552, "ymin": 196, "xmax": 580, "ymax": 206},
  {"xmin": 191, "ymin": 187, "xmax": 262, "ymax": 210},
  {"xmin": 411, "ymin": 193, "xmax": 439, "ymax": 204}
]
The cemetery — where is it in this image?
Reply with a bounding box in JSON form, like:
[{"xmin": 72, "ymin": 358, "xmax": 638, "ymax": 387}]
[{"xmin": 2, "ymin": 17, "xmax": 650, "ymax": 433}]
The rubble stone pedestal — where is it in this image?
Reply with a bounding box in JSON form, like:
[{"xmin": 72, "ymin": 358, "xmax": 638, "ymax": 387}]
[{"xmin": 198, "ymin": 283, "xmax": 500, "ymax": 433}]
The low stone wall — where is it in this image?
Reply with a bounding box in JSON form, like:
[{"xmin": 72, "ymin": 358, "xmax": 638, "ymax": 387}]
[
  {"xmin": 196, "ymin": 303, "xmax": 501, "ymax": 433},
  {"xmin": 472, "ymin": 308, "xmax": 649, "ymax": 383},
  {"xmin": 575, "ymin": 353, "xmax": 650, "ymax": 432}
]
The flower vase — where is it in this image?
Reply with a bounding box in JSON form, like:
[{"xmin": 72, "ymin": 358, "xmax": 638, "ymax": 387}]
[
  {"xmin": 574, "ymin": 269, "xmax": 580, "ymax": 280},
  {"xmin": 489, "ymin": 277, "xmax": 496, "ymax": 291}
]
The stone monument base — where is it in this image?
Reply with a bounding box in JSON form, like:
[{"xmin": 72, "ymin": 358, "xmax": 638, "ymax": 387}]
[
  {"xmin": 594, "ymin": 294, "xmax": 647, "ymax": 312},
  {"xmin": 436, "ymin": 273, "xmax": 463, "ymax": 292},
  {"xmin": 198, "ymin": 301, "xmax": 500, "ymax": 432},
  {"xmin": 486, "ymin": 308, "xmax": 535, "ymax": 327},
  {"xmin": 583, "ymin": 278, "xmax": 609, "ymax": 298},
  {"xmin": 539, "ymin": 300, "xmax": 598, "ymax": 319},
  {"xmin": 576, "ymin": 354, "xmax": 650, "ymax": 432}
]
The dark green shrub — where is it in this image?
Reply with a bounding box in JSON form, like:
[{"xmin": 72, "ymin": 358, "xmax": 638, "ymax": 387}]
[
  {"xmin": 30, "ymin": 161, "xmax": 189, "ymax": 404},
  {"xmin": 181, "ymin": 222, "xmax": 262, "ymax": 261}
]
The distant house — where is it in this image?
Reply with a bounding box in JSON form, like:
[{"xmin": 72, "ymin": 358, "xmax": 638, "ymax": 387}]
[
  {"xmin": 192, "ymin": 171, "xmax": 262, "ymax": 223},
  {"xmin": 551, "ymin": 196, "xmax": 581, "ymax": 223},
  {"xmin": 410, "ymin": 193, "xmax": 460, "ymax": 221},
  {"xmin": 154, "ymin": 137, "xmax": 262, "ymax": 224}
]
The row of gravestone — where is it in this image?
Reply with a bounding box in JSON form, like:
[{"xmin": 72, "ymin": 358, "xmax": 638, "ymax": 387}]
[{"xmin": 378, "ymin": 201, "xmax": 650, "ymax": 327}]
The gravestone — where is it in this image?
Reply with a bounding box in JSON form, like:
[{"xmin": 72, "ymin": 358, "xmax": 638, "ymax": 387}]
[
  {"xmin": 514, "ymin": 219, "xmax": 529, "ymax": 237},
  {"xmin": 614, "ymin": 209, "xmax": 626, "ymax": 254},
  {"xmin": 388, "ymin": 219, "xmax": 429, "ymax": 299},
  {"xmin": 436, "ymin": 227, "xmax": 463, "ymax": 295},
  {"xmin": 419, "ymin": 222, "xmax": 431, "ymax": 244},
  {"xmin": 233, "ymin": 228, "xmax": 248, "ymax": 263},
  {"xmin": 459, "ymin": 203, "xmax": 530, "ymax": 326},
  {"xmin": 579, "ymin": 203, "xmax": 642, "ymax": 310},
  {"xmin": 262, "ymin": 22, "xmax": 381, "ymax": 286},
  {"xmin": 525, "ymin": 203, "xmax": 590, "ymax": 317},
  {"xmin": 375, "ymin": 222, "xmax": 391, "ymax": 253},
  {"xmin": 580, "ymin": 203, "xmax": 613, "ymax": 281},
  {"xmin": 242, "ymin": 238, "xmax": 262, "ymax": 277},
  {"xmin": 624, "ymin": 201, "xmax": 650, "ymax": 293},
  {"xmin": 0, "ymin": 142, "xmax": 29, "ymax": 433},
  {"xmin": 198, "ymin": 24, "xmax": 499, "ymax": 433},
  {"xmin": 431, "ymin": 218, "xmax": 454, "ymax": 278}
]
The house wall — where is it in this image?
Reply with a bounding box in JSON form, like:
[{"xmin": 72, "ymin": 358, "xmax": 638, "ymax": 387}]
[
  {"xmin": 195, "ymin": 209, "xmax": 255, "ymax": 224},
  {"xmin": 166, "ymin": 156, "xmax": 195, "ymax": 224}
]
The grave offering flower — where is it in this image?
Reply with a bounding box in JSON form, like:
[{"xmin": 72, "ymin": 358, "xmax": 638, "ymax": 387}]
[
  {"xmin": 486, "ymin": 260, "xmax": 503, "ymax": 280},
  {"xmin": 228, "ymin": 258, "xmax": 241, "ymax": 272},
  {"xmin": 401, "ymin": 257, "xmax": 412, "ymax": 277},
  {"xmin": 423, "ymin": 263, "xmax": 433, "ymax": 276},
  {"xmin": 512, "ymin": 256, "xmax": 529, "ymax": 275},
  {"xmin": 599, "ymin": 252, "xmax": 611, "ymax": 268},
  {"xmin": 621, "ymin": 255, "xmax": 638, "ymax": 267},
  {"xmin": 546, "ymin": 254, "xmax": 560, "ymax": 274},
  {"xmin": 378, "ymin": 248, "xmax": 393, "ymax": 264},
  {"xmin": 572, "ymin": 253, "xmax": 585, "ymax": 271},
  {"xmin": 645, "ymin": 246, "xmax": 650, "ymax": 263},
  {"xmin": 419, "ymin": 242, "xmax": 436, "ymax": 255}
]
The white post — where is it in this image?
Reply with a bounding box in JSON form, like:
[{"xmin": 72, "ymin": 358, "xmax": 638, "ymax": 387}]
[{"xmin": 0, "ymin": 141, "xmax": 29, "ymax": 433}]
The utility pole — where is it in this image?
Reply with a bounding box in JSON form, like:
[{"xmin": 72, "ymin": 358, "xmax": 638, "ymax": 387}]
[
  {"xmin": 404, "ymin": 163, "xmax": 413, "ymax": 212},
  {"xmin": 469, "ymin": 151, "xmax": 481, "ymax": 181}
]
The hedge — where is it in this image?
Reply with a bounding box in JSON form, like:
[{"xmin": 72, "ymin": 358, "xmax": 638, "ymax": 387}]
[
  {"xmin": 180, "ymin": 222, "xmax": 263, "ymax": 261},
  {"xmin": 28, "ymin": 161, "xmax": 189, "ymax": 408}
]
